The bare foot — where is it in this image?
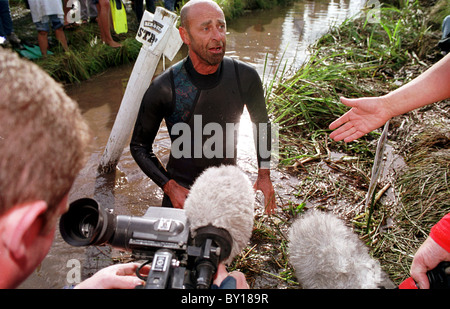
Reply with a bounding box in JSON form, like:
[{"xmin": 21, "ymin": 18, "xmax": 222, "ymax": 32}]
[{"xmin": 105, "ymin": 40, "xmax": 122, "ymax": 48}]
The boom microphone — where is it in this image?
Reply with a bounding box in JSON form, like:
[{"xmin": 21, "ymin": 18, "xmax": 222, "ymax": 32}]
[
  {"xmin": 288, "ymin": 210, "xmax": 395, "ymax": 289},
  {"xmin": 184, "ymin": 165, "xmax": 255, "ymax": 268}
]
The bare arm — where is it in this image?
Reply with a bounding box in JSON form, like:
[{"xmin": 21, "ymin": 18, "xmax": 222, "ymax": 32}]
[{"xmin": 329, "ymin": 54, "xmax": 450, "ymax": 142}]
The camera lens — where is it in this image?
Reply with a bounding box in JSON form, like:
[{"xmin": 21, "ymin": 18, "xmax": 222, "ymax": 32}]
[
  {"xmin": 79, "ymin": 212, "xmax": 97, "ymax": 238},
  {"xmin": 60, "ymin": 198, "xmax": 106, "ymax": 246}
]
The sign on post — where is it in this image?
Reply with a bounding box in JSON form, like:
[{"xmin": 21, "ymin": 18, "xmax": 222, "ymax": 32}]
[
  {"xmin": 136, "ymin": 10, "xmax": 182, "ymax": 60},
  {"xmin": 98, "ymin": 7, "xmax": 183, "ymax": 174}
]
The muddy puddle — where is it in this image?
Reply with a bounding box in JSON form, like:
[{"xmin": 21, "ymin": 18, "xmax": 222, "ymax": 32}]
[{"xmin": 18, "ymin": 0, "xmax": 389, "ymax": 289}]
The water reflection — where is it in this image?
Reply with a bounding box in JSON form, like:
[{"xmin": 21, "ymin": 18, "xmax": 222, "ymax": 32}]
[
  {"xmin": 19, "ymin": 0, "xmax": 365, "ymax": 288},
  {"xmin": 226, "ymin": 0, "xmax": 365, "ymax": 80}
]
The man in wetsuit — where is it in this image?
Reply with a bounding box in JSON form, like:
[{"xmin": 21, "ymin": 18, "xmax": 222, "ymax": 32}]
[{"xmin": 130, "ymin": 0, "xmax": 276, "ymax": 214}]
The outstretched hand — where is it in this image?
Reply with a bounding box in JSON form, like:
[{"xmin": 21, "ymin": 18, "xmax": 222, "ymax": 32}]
[{"xmin": 329, "ymin": 97, "xmax": 393, "ymax": 142}]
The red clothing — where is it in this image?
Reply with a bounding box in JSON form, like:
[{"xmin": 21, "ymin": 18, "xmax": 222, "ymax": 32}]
[
  {"xmin": 430, "ymin": 213, "xmax": 450, "ymax": 253},
  {"xmin": 398, "ymin": 213, "xmax": 450, "ymax": 289}
]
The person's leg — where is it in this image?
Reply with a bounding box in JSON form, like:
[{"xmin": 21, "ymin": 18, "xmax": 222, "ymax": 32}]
[
  {"xmin": 80, "ymin": 0, "xmax": 89, "ymax": 22},
  {"xmin": 54, "ymin": 28, "xmax": 69, "ymax": 51},
  {"xmin": 133, "ymin": 0, "xmax": 144, "ymax": 23},
  {"xmin": 96, "ymin": 0, "xmax": 121, "ymax": 47},
  {"xmin": 34, "ymin": 18, "xmax": 50, "ymax": 56},
  {"xmin": 37, "ymin": 30, "xmax": 49, "ymax": 57},
  {"xmin": 163, "ymin": 0, "xmax": 175, "ymax": 11},
  {"xmin": 0, "ymin": 0, "xmax": 20, "ymax": 44},
  {"xmin": 51, "ymin": 15, "xmax": 69, "ymax": 51},
  {"xmin": 62, "ymin": 0, "xmax": 70, "ymax": 26},
  {"xmin": 0, "ymin": 0, "xmax": 13, "ymax": 37},
  {"xmin": 145, "ymin": 0, "xmax": 156, "ymax": 13},
  {"xmin": 438, "ymin": 15, "xmax": 450, "ymax": 53},
  {"xmin": 88, "ymin": 0, "xmax": 98, "ymax": 21},
  {"xmin": 441, "ymin": 15, "xmax": 450, "ymax": 39}
]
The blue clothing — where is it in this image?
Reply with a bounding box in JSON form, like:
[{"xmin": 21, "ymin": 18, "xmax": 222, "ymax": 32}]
[
  {"xmin": 133, "ymin": 0, "xmax": 175, "ymax": 22},
  {"xmin": 211, "ymin": 276, "xmax": 237, "ymax": 289},
  {"xmin": 34, "ymin": 14, "xmax": 64, "ymax": 32},
  {"xmin": 442, "ymin": 15, "xmax": 450, "ymax": 39},
  {"xmin": 0, "ymin": 0, "xmax": 13, "ymax": 37},
  {"xmin": 438, "ymin": 15, "xmax": 450, "ymax": 53}
]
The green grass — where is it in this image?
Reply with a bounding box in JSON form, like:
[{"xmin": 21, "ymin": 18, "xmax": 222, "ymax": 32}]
[{"xmin": 35, "ymin": 24, "xmax": 142, "ymax": 84}]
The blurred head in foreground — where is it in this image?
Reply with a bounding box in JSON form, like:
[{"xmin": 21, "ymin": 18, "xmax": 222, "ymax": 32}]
[{"xmin": 0, "ymin": 49, "xmax": 91, "ymax": 288}]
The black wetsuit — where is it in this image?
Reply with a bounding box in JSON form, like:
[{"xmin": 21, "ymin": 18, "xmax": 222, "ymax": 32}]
[{"xmin": 130, "ymin": 56, "xmax": 271, "ymax": 206}]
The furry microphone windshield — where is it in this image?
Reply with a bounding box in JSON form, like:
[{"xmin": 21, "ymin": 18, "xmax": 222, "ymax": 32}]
[
  {"xmin": 184, "ymin": 165, "xmax": 255, "ymax": 264},
  {"xmin": 289, "ymin": 210, "xmax": 395, "ymax": 289}
]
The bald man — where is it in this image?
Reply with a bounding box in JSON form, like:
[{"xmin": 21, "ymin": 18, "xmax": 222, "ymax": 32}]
[{"xmin": 131, "ymin": 0, "xmax": 276, "ymax": 214}]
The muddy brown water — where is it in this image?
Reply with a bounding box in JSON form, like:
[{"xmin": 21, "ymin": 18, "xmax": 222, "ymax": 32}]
[{"xmin": 19, "ymin": 0, "xmax": 367, "ymax": 289}]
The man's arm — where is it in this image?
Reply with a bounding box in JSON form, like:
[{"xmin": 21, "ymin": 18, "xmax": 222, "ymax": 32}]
[
  {"xmin": 130, "ymin": 75, "xmax": 190, "ymax": 209},
  {"xmin": 238, "ymin": 62, "xmax": 276, "ymax": 214},
  {"xmin": 130, "ymin": 78, "xmax": 171, "ymax": 188}
]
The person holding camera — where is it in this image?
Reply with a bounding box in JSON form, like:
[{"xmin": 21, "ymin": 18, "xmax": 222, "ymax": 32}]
[
  {"xmin": 0, "ymin": 48, "xmax": 145, "ymax": 289},
  {"xmin": 409, "ymin": 214, "xmax": 450, "ymax": 289},
  {"xmin": 329, "ymin": 54, "xmax": 450, "ymax": 289}
]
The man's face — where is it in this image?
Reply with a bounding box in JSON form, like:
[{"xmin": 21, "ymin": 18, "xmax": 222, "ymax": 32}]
[{"xmin": 182, "ymin": 3, "xmax": 227, "ymax": 67}]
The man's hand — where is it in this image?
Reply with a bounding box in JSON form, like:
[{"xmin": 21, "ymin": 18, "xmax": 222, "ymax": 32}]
[
  {"xmin": 254, "ymin": 168, "xmax": 276, "ymax": 215},
  {"xmin": 163, "ymin": 179, "xmax": 190, "ymax": 209},
  {"xmin": 74, "ymin": 263, "xmax": 149, "ymax": 289},
  {"xmin": 213, "ymin": 263, "xmax": 249, "ymax": 289},
  {"xmin": 410, "ymin": 237, "xmax": 450, "ymax": 289}
]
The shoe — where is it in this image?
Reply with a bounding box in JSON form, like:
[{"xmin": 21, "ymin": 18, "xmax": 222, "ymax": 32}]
[
  {"xmin": 7, "ymin": 32, "xmax": 21, "ymax": 45},
  {"xmin": 438, "ymin": 36, "xmax": 450, "ymax": 53},
  {"xmin": 0, "ymin": 36, "xmax": 11, "ymax": 48}
]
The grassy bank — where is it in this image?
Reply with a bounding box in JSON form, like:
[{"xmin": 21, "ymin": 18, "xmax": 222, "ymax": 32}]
[
  {"xmin": 250, "ymin": 0, "xmax": 449, "ymax": 286},
  {"xmin": 9, "ymin": 1, "xmax": 143, "ymax": 83}
]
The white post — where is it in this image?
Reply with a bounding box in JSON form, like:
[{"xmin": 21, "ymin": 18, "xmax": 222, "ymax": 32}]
[{"xmin": 98, "ymin": 7, "xmax": 182, "ymax": 174}]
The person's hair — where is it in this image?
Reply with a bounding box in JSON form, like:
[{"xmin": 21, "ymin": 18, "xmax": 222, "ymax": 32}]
[{"xmin": 0, "ymin": 49, "xmax": 91, "ymax": 225}]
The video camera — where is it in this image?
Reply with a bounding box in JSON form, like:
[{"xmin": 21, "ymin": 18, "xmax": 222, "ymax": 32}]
[
  {"xmin": 59, "ymin": 198, "xmax": 232, "ymax": 289},
  {"xmin": 425, "ymin": 261, "xmax": 450, "ymax": 289}
]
